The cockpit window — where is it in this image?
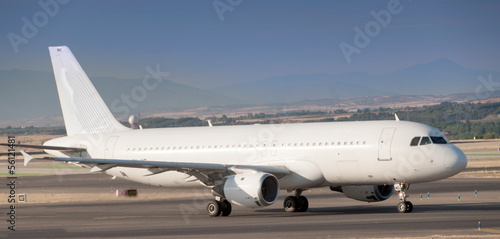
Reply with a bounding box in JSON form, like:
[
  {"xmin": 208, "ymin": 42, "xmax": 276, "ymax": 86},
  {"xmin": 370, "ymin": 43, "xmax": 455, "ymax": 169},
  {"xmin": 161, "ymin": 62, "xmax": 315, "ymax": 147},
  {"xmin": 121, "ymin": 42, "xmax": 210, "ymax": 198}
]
[
  {"xmin": 410, "ymin": 137, "xmax": 420, "ymax": 146},
  {"xmin": 431, "ymin": 136, "xmax": 447, "ymax": 144},
  {"xmin": 420, "ymin": 137, "xmax": 432, "ymax": 145}
]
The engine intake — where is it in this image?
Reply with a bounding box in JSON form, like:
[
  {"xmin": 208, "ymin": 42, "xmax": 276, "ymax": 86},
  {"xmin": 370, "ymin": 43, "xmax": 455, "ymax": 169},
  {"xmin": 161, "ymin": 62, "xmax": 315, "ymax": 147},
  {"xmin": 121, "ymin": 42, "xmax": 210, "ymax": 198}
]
[
  {"xmin": 337, "ymin": 185, "xmax": 394, "ymax": 202},
  {"xmin": 212, "ymin": 172, "xmax": 279, "ymax": 207}
]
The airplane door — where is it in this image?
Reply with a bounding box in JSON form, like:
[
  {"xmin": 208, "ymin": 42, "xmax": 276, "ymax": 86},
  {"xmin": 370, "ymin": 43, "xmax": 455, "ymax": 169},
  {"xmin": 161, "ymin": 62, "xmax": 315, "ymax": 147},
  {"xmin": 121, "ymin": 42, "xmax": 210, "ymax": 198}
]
[
  {"xmin": 104, "ymin": 136, "xmax": 119, "ymax": 158},
  {"xmin": 378, "ymin": 127, "xmax": 396, "ymax": 161}
]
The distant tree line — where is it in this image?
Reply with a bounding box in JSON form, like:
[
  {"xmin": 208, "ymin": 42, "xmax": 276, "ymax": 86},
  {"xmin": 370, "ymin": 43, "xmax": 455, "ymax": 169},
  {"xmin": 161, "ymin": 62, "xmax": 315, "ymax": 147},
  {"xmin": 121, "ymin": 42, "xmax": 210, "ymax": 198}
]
[
  {"xmin": 0, "ymin": 126, "xmax": 66, "ymax": 136},
  {"xmin": 393, "ymin": 102, "xmax": 500, "ymax": 139},
  {"xmin": 1, "ymin": 101, "xmax": 499, "ymax": 139},
  {"xmin": 138, "ymin": 117, "xmax": 206, "ymax": 128}
]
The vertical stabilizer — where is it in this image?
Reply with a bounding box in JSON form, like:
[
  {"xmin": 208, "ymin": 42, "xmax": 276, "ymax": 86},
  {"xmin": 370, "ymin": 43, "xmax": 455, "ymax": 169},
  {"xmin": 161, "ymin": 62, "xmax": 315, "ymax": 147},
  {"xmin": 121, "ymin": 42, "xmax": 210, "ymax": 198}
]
[{"xmin": 49, "ymin": 46, "xmax": 129, "ymax": 136}]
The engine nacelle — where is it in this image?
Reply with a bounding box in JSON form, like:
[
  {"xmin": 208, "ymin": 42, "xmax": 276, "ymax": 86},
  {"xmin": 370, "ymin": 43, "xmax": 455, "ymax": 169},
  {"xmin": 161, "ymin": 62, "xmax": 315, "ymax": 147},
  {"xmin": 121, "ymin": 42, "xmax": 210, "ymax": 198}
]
[
  {"xmin": 214, "ymin": 172, "xmax": 279, "ymax": 207},
  {"xmin": 340, "ymin": 185, "xmax": 394, "ymax": 202}
]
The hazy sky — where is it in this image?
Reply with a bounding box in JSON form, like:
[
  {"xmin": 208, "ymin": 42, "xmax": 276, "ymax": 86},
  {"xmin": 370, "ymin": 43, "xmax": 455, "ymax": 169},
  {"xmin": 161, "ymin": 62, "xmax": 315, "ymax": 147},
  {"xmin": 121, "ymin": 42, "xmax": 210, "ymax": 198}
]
[{"xmin": 1, "ymin": 0, "xmax": 499, "ymax": 88}]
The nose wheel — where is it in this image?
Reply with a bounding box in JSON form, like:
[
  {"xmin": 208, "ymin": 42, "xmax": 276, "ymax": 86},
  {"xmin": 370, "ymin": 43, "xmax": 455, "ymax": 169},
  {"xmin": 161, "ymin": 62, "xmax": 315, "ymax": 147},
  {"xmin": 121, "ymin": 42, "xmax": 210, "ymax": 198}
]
[
  {"xmin": 394, "ymin": 183, "xmax": 413, "ymax": 213},
  {"xmin": 397, "ymin": 201, "xmax": 413, "ymax": 213}
]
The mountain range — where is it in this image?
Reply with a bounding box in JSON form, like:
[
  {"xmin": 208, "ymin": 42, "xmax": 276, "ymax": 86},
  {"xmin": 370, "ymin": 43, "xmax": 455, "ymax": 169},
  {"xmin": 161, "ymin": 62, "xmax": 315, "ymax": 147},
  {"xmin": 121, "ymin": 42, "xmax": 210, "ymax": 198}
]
[
  {"xmin": 211, "ymin": 59, "xmax": 492, "ymax": 104},
  {"xmin": 0, "ymin": 58, "xmax": 498, "ymax": 123}
]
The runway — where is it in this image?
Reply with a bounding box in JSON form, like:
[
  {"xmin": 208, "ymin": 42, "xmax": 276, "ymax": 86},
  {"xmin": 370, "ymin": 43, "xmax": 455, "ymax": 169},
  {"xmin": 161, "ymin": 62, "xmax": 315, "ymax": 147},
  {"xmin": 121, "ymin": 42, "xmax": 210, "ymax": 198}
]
[{"xmin": 3, "ymin": 174, "xmax": 500, "ymax": 238}]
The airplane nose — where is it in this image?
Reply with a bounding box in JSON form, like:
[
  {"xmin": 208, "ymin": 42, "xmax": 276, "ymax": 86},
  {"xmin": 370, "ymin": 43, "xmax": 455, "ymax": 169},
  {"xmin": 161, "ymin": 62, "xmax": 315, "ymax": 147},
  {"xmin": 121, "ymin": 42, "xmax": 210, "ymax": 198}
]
[{"xmin": 444, "ymin": 146, "xmax": 468, "ymax": 174}]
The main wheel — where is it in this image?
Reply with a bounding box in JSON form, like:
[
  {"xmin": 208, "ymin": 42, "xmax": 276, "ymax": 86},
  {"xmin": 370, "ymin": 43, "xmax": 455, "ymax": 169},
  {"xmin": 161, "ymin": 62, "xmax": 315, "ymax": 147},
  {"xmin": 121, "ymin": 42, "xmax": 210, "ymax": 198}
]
[
  {"xmin": 207, "ymin": 200, "xmax": 221, "ymax": 217},
  {"xmin": 397, "ymin": 201, "xmax": 407, "ymax": 213},
  {"xmin": 220, "ymin": 200, "xmax": 232, "ymax": 216},
  {"xmin": 283, "ymin": 196, "xmax": 299, "ymax": 212},
  {"xmin": 405, "ymin": 201, "xmax": 413, "ymax": 213},
  {"xmin": 297, "ymin": 196, "xmax": 309, "ymax": 212}
]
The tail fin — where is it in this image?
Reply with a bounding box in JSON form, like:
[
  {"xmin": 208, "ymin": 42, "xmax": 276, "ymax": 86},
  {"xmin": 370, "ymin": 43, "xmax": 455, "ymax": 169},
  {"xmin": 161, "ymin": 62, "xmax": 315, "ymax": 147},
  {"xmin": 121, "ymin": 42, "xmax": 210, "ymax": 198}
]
[{"xmin": 49, "ymin": 46, "xmax": 129, "ymax": 136}]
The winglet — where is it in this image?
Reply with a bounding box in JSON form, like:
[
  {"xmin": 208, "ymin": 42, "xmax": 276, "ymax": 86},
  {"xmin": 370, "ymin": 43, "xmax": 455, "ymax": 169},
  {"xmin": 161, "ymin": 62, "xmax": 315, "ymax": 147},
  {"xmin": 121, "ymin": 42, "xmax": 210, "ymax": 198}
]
[
  {"xmin": 20, "ymin": 150, "xmax": 34, "ymax": 166},
  {"xmin": 395, "ymin": 114, "xmax": 400, "ymax": 121},
  {"xmin": 207, "ymin": 120, "xmax": 213, "ymax": 127}
]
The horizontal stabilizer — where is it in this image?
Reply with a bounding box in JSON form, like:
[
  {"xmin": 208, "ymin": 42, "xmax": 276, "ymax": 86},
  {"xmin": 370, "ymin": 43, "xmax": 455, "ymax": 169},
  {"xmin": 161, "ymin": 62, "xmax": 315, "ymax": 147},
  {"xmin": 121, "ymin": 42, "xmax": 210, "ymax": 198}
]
[
  {"xmin": 20, "ymin": 150, "xmax": 64, "ymax": 166},
  {"xmin": 0, "ymin": 143, "xmax": 86, "ymax": 152},
  {"xmin": 20, "ymin": 150, "xmax": 33, "ymax": 166}
]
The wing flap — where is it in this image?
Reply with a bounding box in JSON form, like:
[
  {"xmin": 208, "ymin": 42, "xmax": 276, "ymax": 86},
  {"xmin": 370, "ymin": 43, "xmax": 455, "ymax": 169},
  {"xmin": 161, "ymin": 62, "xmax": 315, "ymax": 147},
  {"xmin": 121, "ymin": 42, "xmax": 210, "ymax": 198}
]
[
  {"xmin": 21, "ymin": 152, "xmax": 290, "ymax": 180},
  {"xmin": 90, "ymin": 164, "xmax": 117, "ymax": 173}
]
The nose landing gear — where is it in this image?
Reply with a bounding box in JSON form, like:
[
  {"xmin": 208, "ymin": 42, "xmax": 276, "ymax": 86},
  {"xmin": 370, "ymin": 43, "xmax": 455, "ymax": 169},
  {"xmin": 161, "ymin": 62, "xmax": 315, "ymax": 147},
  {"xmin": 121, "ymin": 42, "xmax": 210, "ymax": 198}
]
[{"xmin": 394, "ymin": 183, "xmax": 413, "ymax": 213}]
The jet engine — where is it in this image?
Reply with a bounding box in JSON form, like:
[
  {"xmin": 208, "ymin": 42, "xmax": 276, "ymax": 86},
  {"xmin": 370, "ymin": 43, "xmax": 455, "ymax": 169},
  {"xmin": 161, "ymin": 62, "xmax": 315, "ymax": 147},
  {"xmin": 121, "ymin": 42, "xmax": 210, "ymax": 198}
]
[
  {"xmin": 212, "ymin": 172, "xmax": 279, "ymax": 207},
  {"xmin": 333, "ymin": 185, "xmax": 394, "ymax": 202}
]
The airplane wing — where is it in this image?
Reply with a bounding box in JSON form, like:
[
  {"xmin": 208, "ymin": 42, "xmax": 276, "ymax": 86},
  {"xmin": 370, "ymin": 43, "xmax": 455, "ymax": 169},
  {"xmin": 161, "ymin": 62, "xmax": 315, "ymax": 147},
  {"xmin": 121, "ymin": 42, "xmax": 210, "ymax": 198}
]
[
  {"xmin": 0, "ymin": 143, "xmax": 85, "ymax": 152},
  {"xmin": 20, "ymin": 151, "xmax": 290, "ymax": 186}
]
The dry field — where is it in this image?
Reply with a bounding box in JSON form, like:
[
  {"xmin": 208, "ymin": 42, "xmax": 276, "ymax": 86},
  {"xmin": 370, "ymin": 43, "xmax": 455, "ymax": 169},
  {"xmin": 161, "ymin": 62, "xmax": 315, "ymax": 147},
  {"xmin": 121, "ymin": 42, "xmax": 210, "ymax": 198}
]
[{"xmin": 453, "ymin": 139, "xmax": 500, "ymax": 178}]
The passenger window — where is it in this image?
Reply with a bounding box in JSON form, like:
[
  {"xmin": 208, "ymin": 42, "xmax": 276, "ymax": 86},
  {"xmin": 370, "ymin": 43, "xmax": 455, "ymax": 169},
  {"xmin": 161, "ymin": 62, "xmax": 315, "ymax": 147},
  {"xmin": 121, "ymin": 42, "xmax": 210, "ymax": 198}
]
[
  {"xmin": 431, "ymin": 136, "xmax": 447, "ymax": 144},
  {"xmin": 410, "ymin": 137, "xmax": 420, "ymax": 146},
  {"xmin": 420, "ymin": 137, "xmax": 431, "ymax": 145}
]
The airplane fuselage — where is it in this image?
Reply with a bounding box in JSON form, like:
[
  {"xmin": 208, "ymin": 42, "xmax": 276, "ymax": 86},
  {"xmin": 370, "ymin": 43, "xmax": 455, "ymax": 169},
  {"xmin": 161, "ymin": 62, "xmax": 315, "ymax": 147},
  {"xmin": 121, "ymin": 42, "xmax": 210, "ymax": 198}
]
[{"xmin": 45, "ymin": 120, "xmax": 467, "ymax": 190}]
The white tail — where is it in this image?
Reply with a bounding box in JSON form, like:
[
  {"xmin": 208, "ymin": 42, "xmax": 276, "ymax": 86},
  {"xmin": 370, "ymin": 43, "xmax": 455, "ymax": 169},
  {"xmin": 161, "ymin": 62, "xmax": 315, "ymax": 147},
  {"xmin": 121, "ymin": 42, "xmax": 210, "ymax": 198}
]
[{"xmin": 49, "ymin": 46, "xmax": 129, "ymax": 136}]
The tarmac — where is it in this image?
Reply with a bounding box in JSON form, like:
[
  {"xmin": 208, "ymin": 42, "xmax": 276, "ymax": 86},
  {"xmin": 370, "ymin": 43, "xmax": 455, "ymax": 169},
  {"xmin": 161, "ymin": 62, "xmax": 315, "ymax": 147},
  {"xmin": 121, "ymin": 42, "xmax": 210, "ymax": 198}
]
[
  {"xmin": 1, "ymin": 174, "xmax": 499, "ymax": 238},
  {"xmin": 0, "ymin": 139, "xmax": 499, "ymax": 238}
]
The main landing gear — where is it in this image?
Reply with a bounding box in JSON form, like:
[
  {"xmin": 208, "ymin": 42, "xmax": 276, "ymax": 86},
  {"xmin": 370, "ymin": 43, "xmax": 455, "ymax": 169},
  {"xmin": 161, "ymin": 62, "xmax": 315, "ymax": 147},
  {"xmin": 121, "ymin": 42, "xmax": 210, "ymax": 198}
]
[
  {"xmin": 207, "ymin": 198, "xmax": 232, "ymax": 217},
  {"xmin": 283, "ymin": 189, "xmax": 309, "ymax": 213},
  {"xmin": 394, "ymin": 183, "xmax": 413, "ymax": 213}
]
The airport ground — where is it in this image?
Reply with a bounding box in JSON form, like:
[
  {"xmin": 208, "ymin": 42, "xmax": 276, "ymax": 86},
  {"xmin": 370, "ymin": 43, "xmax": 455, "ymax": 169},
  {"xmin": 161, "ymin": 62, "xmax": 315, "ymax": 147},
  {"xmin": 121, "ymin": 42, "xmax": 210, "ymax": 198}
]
[{"xmin": 0, "ymin": 138, "xmax": 499, "ymax": 238}]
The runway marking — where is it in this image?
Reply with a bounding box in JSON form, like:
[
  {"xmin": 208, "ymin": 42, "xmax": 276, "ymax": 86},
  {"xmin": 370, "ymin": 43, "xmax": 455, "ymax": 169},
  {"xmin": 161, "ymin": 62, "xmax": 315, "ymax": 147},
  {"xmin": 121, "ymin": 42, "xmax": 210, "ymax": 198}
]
[
  {"xmin": 480, "ymin": 228, "xmax": 500, "ymax": 234},
  {"xmin": 95, "ymin": 215, "xmax": 171, "ymax": 220},
  {"xmin": 95, "ymin": 216, "xmax": 142, "ymax": 220}
]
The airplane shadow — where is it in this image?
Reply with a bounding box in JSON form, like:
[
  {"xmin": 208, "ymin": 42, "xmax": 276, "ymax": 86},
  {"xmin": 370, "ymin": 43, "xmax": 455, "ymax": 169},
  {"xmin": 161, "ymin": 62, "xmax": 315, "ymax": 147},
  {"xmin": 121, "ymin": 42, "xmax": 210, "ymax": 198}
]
[{"xmin": 254, "ymin": 202, "xmax": 500, "ymax": 217}]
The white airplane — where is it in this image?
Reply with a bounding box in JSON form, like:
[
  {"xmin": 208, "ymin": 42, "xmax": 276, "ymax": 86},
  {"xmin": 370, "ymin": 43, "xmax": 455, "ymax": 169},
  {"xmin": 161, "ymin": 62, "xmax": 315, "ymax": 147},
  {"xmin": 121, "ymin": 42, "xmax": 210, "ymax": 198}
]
[{"xmin": 5, "ymin": 46, "xmax": 467, "ymax": 216}]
